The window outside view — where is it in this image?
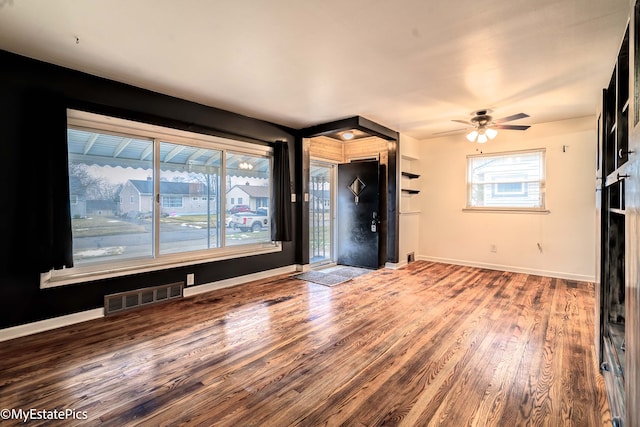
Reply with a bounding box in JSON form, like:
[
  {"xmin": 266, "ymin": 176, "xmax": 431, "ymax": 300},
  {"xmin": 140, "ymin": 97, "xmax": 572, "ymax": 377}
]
[
  {"xmin": 467, "ymin": 149, "xmax": 545, "ymax": 209},
  {"xmin": 309, "ymin": 163, "xmax": 332, "ymax": 265},
  {"xmin": 67, "ymin": 118, "xmax": 272, "ymax": 270}
]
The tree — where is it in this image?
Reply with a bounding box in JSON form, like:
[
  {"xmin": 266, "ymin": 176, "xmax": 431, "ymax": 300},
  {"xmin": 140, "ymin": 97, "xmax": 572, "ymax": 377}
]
[{"xmin": 68, "ymin": 164, "xmax": 118, "ymax": 200}]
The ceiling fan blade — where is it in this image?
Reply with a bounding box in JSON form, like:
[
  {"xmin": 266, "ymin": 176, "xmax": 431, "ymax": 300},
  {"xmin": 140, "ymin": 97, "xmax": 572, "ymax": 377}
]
[
  {"xmin": 452, "ymin": 119, "xmax": 472, "ymax": 125},
  {"xmin": 493, "ymin": 124, "xmax": 531, "ymax": 131},
  {"xmin": 494, "ymin": 113, "xmax": 529, "ymax": 123}
]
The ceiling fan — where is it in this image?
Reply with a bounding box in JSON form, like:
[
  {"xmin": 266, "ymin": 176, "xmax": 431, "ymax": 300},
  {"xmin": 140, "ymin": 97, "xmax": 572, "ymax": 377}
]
[{"xmin": 438, "ymin": 109, "xmax": 531, "ymax": 143}]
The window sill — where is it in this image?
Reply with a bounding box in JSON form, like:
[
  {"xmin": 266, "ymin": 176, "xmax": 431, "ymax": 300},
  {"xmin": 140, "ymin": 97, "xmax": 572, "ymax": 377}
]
[
  {"xmin": 462, "ymin": 207, "xmax": 550, "ymax": 214},
  {"xmin": 41, "ymin": 242, "xmax": 282, "ymax": 289}
]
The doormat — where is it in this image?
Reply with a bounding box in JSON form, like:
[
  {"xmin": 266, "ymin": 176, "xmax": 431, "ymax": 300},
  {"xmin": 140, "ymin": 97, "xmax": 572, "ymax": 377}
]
[
  {"xmin": 292, "ymin": 271, "xmax": 350, "ymax": 287},
  {"xmin": 327, "ymin": 266, "xmax": 372, "ymax": 279},
  {"xmin": 292, "ymin": 266, "xmax": 372, "ymax": 287}
]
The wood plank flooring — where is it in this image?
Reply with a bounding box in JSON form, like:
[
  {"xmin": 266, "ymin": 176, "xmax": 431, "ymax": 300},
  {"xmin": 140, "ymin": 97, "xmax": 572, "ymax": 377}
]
[{"xmin": 0, "ymin": 261, "xmax": 611, "ymax": 426}]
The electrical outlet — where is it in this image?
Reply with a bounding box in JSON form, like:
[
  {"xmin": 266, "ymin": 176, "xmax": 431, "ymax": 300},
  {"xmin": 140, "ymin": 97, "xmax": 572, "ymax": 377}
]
[{"xmin": 186, "ymin": 273, "xmax": 195, "ymax": 286}]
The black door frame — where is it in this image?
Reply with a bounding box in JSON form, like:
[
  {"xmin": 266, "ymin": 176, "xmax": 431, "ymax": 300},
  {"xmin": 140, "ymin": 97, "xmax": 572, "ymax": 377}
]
[{"xmin": 296, "ymin": 116, "xmax": 399, "ymax": 267}]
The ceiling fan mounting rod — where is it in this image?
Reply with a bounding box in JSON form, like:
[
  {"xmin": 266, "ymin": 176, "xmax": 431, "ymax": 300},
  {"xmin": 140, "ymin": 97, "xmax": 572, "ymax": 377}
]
[{"xmin": 470, "ymin": 114, "xmax": 492, "ymax": 128}]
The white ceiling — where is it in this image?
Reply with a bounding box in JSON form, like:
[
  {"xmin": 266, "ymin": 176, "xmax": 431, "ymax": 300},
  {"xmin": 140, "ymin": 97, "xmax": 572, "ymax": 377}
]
[{"xmin": 0, "ymin": 0, "xmax": 631, "ymax": 140}]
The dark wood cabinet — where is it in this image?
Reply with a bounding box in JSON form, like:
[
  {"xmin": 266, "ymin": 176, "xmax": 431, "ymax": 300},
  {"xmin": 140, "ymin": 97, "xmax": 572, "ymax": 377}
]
[
  {"xmin": 599, "ymin": 4, "xmax": 640, "ymax": 425},
  {"xmin": 626, "ymin": 2, "xmax": 640, "ymax": 424},
  {"xmin": 597, "ymin": 22, "xmax": 630, "ymax": 427}
]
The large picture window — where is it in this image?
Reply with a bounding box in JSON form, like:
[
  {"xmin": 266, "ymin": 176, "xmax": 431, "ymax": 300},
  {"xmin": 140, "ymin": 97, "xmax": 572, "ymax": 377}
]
[
  {"xmin": 47, "ymin": 109, "xmax": 277, "ymax": 287},
  {"xmin": 466, "ymin": 149, "xmax": 546, "ymax": 210}
]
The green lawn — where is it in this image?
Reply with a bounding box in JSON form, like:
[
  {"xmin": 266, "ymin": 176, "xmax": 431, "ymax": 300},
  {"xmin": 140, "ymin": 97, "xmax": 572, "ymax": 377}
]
[{"xmin": 160, "ymin": 214, "xmax": 219, "ymax": 226}]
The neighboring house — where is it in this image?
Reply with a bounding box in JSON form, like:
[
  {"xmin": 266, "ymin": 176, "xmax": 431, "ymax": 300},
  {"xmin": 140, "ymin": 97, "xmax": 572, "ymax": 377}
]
[
  {"xmin": 226, "ymin": 184, "xmax": 269, "ymax": 212},
  {"xmin": 469, "ymin": 156, "xmax": 542, "ymax": 208},
  {"xmin": 69, "ymin": 175, "xmax": 87, "ymax": 219},
  {"xmin": 118, "ymin": 179, "xmax": 216, "ymax": 217},
  {"xmin": 86, "ymin": 200, "xmax": 118, "ymax": 216}
]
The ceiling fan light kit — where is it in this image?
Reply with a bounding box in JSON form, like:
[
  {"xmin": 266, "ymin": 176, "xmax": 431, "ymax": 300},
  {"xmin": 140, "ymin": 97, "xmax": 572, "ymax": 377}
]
[
  {"xmin": 466, "ymin": 127, "xmax": 497, "ymax": 143},
  {"xmin": 485, "ymin": 128, "xmax": 498, "ymax": 139},
  {"xmin": 466, "ymin": 130, "xmax": 479, "ymax": 142}
]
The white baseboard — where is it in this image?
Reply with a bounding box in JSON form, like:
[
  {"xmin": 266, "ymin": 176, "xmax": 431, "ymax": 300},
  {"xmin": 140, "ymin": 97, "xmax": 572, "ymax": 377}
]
[
  {"xmin": 296, "ymin": 264, "xmax": 311, "ymax": 273},
  {"xmin": 385, "ymin": 261, "xmax": 407, "ymax": 270},
  {"xmin": 183, "ymin": 265, "xmax": 297, "ymax": 297},
  {"xmin": 1, "ymin": 265, "xmax": 298, "ymax": 343},
  {"xmin": 418, "ymin": 255, "xmax": 595, "ymax": 282},
  {"xmin": 0, "ymin": 308, "xmax": 104, "ymax": 343}
]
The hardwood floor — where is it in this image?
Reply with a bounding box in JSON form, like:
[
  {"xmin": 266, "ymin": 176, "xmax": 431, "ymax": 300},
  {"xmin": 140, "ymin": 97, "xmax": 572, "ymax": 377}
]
[{"xmin": 0, "ymin": 262, "xmax": 611, "ymax": 426}]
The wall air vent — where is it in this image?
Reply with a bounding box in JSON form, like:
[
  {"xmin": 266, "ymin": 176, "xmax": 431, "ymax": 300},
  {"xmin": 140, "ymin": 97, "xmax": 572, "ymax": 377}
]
[{"xmin": 104, "ymin": 282, "xmax": 184, "ymax": 316}]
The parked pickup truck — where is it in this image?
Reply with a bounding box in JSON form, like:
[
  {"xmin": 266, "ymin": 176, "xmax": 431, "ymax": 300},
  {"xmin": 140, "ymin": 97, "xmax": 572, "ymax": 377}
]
[{"xmin": 229, "ymin": 207, "xmax": 269, "ymax": 232}]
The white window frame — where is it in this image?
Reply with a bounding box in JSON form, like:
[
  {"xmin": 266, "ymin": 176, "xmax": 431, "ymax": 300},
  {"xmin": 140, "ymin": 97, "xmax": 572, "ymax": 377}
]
[
  {"xmin": 492, "ymin": 174, "xmax": 527, "ymax": 197},
  {"xmin": 162, "ymin": 196, "xmax": 183, "ymax": 208},
  {"xmin": 42, "ymin": 110, "xmax": 280, "ymax": 288},
  {"xmin": 464, "ymin": 148, "xmax": 548, "ymax": 213}
]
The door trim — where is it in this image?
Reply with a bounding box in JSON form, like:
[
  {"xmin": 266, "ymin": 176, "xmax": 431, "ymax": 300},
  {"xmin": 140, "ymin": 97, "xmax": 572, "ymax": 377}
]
[{"xmin": 309, "ymin": 160, "xmax": 336, "ymax": 267}]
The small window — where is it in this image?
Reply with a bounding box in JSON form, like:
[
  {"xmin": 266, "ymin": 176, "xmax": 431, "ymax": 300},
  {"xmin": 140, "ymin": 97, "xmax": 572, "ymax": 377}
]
[
  {"xmin": 162, "ymin": 196, "xmax": 183, "ymax": 208},
  {"xmin": 467, "ymin": 149, "xmax": 546, "ymax": 210},
  {"xmin": 492, "ymin": 175, "xmax": 527, "ymax": 197}
]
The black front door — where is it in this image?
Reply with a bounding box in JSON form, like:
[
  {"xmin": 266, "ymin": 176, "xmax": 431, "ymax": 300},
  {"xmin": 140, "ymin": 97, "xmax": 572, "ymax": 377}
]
[{"xmin": 337, "ymin": 160, "xmax": 380, "ymax": 269}]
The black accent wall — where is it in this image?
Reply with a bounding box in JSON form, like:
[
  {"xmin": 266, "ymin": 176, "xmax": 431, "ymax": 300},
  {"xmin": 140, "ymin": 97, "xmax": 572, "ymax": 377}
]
[{"xmin": 0, "ymin": 50, "xmax": 299, "ymax": 329}]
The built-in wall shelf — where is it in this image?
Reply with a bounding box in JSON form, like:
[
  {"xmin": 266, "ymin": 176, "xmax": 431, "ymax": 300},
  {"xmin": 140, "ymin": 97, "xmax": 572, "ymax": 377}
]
[
  {"xmin": 400, "ymin": 154, "xmax": 421, "ymax": 213},
  {"xmin": 401, "ymin": 189, "xmax": 420, "ymax": 194},
  {"xmin": 401, "ymin": 171, "xmax": 420, "ymax": 179}
]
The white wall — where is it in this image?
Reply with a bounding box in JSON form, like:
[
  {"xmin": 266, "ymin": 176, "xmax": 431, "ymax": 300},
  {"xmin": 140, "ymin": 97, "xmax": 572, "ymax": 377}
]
[{"xmin": 417, "ymin": 116, "xmax": 596, "ymax": 281}]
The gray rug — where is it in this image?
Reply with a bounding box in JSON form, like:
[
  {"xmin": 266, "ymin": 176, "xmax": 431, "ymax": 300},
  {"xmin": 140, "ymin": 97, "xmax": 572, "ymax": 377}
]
[
  {"xmin": 328, "ymin": 266, "xmax": 372, "ymax": 279},
  {"xmin": 292, "ymin": 266, "xmax": 372, "ymax": 287}
]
